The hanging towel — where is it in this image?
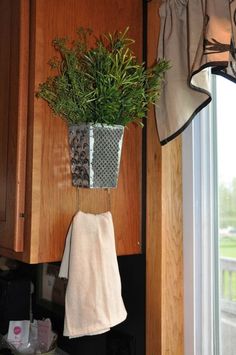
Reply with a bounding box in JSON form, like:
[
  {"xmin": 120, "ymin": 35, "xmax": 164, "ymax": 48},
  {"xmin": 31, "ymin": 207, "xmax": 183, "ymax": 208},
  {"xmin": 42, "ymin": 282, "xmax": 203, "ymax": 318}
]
[{"xmin": 59, "ymin": 211, "xmax": 127, "ymax": 338}]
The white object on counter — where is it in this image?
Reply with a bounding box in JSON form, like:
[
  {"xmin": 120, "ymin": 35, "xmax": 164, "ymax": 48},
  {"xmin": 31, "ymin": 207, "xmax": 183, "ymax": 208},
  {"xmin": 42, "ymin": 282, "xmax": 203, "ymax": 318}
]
[{"xmin": 7, "ymin": 320, "xmax": 30, "ymax": 350}]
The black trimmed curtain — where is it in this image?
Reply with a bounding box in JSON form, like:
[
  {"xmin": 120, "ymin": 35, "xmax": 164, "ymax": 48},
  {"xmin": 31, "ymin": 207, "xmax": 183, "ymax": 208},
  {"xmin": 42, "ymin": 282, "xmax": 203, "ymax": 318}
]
[{"xmin": 156, "ymin": 0, "xmax": 236, "ymax": 145}]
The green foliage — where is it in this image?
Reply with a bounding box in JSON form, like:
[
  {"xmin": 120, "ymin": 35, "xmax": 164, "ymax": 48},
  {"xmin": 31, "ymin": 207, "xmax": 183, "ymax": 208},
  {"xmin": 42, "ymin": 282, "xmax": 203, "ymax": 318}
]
[
  {"xmin": 219, "ymin": 178, "xmax": 236, "ymax": 228},
  {"xmin": 36, "ymin": 27, "xmax": 169, "ymax": 126}
]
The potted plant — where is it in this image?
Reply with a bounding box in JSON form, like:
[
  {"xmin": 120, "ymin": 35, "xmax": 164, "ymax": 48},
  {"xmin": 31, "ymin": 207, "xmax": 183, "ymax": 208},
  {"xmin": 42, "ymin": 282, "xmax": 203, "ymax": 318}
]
[{"xmin": 36, "ymin": 28, "xmax": 169, "ymax": 188}]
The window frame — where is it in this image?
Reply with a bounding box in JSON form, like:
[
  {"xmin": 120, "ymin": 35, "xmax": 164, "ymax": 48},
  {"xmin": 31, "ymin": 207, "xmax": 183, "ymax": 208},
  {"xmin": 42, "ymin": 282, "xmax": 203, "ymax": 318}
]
[{"xmin": 182, "ymin": 77, "xmax": 220, "ymax": 355}]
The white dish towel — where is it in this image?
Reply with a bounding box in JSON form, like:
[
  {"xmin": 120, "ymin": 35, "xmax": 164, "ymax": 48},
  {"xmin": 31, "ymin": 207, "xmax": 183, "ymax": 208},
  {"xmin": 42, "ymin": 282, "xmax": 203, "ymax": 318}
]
[{"xmin": 59, "ymin": 211, "xmax": 127, "ymax": 338}]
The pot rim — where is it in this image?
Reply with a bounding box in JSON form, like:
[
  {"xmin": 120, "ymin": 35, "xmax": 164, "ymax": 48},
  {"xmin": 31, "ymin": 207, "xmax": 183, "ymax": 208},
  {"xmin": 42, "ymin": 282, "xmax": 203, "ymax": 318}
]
[{"xmin": 68, "ymin": 123, "xmax": 124, "ymax": 130}]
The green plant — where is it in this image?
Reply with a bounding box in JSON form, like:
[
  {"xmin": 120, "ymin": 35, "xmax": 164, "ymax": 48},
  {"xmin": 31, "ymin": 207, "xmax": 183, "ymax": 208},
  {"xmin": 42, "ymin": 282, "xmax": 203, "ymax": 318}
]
[{"xmin": 36, "ymin": 27, "xmax": 169, "ymax": 126}]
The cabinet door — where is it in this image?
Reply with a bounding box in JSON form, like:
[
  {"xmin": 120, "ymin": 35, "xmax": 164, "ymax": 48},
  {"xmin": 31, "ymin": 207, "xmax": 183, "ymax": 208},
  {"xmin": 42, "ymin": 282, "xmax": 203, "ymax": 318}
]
[
  {"xmin": 24, "ymin": 0, "xmax": 143, "ymax": 263},
  {"xmin": 0, "ymin": 0, "xmax": 29, "ymax": 252}
]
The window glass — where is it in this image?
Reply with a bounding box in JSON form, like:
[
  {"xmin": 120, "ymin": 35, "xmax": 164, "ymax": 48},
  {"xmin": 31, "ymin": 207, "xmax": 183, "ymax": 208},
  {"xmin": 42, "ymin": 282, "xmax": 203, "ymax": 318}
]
[{"xmin": 216, "ymin": 75, "xmax": 236, "ymax": 355}]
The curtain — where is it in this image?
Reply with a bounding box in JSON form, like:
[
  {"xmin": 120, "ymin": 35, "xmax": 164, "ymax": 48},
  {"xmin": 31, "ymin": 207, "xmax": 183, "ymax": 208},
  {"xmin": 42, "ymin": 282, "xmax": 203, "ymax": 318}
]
[{"xmin": 156, "ymin": 0, "xmax": 236, "ymax": 145}]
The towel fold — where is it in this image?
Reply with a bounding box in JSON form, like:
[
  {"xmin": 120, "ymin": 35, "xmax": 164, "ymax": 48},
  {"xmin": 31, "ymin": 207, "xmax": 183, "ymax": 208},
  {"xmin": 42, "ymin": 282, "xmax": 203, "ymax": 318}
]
[{"xmin": 59, "ymin": 211, "xmax": 127, "ymax": 338}]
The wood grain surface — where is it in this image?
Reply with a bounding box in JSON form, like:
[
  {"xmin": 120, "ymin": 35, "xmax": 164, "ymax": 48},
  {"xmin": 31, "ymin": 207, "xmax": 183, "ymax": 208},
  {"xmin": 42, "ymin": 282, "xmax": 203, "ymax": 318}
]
[
  {"xmin": 146, "ymin": 1, "xmax": 184, "ymax": 354},
  {"xmin": 0, "ymin": 0, "xmax": 29, "ymax": 252},
  {"xmin": 23, "ymin": 0, "xmax": 143, "ymax": 262}
]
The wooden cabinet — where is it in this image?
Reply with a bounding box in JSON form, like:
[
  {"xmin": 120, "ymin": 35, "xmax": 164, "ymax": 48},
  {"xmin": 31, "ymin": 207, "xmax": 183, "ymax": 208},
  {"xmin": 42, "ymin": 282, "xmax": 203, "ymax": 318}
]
[
  {"xmin": 0, "ymin": 0, "xmax": 143, "ymax": 263},
  {"xmin": 0, "ymin": 0, "xmax": 28, "ymax": 252}
]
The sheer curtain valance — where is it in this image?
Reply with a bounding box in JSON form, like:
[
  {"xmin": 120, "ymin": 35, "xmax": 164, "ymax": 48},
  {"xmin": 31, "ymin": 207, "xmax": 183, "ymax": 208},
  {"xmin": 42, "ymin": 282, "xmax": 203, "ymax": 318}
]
[{"xmin": 156, "ymin": 0, "xmax": 236, "ymax": 145}]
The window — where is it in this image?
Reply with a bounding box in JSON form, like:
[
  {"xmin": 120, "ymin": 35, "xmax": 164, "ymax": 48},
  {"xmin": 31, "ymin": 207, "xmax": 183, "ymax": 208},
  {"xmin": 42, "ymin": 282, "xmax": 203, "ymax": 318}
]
[
  {"xmin": 183, "ymin": 74, "xmax": 236, "ymax": 355},
  {"xmin": 216, "ymin": 76, "xmax": 236, "ymax": 355}
]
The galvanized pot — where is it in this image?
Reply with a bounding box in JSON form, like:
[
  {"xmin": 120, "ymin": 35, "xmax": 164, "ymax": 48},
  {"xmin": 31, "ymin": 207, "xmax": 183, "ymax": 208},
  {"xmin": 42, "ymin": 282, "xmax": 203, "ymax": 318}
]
[{"xmin": 68, "ymin": 124, "xmax": 124, "ymax": 188}]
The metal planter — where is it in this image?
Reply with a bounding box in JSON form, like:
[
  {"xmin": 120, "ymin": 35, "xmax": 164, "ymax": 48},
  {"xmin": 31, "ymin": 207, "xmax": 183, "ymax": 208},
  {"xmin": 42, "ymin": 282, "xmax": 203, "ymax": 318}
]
[{"xmin": 68, "ymin": 123, "xmax": 124, "ymax": 188}]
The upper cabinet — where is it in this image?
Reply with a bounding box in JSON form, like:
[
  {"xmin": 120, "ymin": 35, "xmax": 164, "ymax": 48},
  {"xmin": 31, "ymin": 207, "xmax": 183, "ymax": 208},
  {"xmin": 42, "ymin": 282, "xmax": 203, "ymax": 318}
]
[
  {"xmin": 0, "ymin": 0, "xmax": 143, "ymax": 263},
  {"xmin": 0, "ymin": 0, "xmax": 28, "ymax": 252}
]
